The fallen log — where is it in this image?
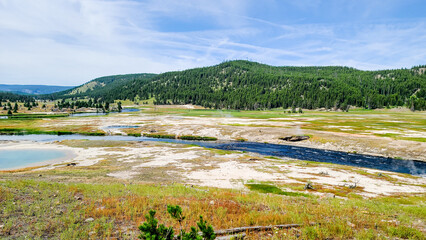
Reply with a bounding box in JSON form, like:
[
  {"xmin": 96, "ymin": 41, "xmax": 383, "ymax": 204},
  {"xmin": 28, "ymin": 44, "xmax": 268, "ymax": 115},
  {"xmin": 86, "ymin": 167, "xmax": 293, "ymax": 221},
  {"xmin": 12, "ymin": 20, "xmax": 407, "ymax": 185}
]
[
  {"xmin": 174, "ymin": 223, "xmax": 315, "ymax": 239},
  {"xmin": 215, "ymin": 223, "xmax": 310, "ymax": 235}
]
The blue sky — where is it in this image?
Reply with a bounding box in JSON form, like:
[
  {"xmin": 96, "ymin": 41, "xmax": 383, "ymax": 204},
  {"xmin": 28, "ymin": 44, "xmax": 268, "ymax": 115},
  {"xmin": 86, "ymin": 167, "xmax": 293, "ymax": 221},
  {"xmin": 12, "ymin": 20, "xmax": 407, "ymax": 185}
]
[{"xmin": 1, "ymin": 0, "xmax": 425, "ymax": 85}]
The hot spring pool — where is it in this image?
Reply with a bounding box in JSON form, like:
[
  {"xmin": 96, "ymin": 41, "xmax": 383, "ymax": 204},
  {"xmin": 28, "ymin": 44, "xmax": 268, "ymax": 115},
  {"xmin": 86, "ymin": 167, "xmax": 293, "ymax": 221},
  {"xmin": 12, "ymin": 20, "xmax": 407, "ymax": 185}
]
[{"xmin": 0, "ymin": 149, "xmax": 68, "ymax": 170}]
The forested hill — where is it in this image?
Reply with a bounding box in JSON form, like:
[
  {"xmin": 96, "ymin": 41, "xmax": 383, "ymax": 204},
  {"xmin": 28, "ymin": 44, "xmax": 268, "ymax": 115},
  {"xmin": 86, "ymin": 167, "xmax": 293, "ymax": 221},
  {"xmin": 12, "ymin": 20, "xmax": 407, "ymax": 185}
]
[
  {"xmin": 0, "ymin": 91, "xmax": 35, "ymax": 103},
  {"xmin": 44, "ymin": 61, "xmax": 426, "ymax": 110},
  {"xmin": 44, "ymin": 73, "xmax": 157, "ymax": 101}
]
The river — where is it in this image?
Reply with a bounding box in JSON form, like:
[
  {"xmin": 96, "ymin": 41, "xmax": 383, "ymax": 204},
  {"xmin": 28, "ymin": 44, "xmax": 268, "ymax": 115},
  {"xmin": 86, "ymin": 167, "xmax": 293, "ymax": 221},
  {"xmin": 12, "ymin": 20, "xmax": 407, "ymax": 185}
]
[{"xmin": 0, "ymin": 134, "xmax": 425, "ymax": 175}]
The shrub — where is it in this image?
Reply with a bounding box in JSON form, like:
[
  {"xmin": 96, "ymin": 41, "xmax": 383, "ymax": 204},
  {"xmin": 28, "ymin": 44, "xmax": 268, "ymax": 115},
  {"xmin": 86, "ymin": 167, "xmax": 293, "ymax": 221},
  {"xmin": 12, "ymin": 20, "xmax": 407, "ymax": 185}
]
[
  {"xmin": 138, "ymin": 210, "xmax": 174, "ymax": 240},
  {"xmin": 139, "ymin": 205, "xmax": 216, "ymax": 240},
  {"xmin": 128, "ymin": 133, "xmax": 142, "ymax": 137}
]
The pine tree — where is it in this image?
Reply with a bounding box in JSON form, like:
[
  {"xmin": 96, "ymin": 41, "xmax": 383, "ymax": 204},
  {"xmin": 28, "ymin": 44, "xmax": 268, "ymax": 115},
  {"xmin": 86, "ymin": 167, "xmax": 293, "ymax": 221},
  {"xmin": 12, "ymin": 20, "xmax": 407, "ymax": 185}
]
[{"xmin": 13, "ymin": 102, "xmax": 18, "ymax": 113}]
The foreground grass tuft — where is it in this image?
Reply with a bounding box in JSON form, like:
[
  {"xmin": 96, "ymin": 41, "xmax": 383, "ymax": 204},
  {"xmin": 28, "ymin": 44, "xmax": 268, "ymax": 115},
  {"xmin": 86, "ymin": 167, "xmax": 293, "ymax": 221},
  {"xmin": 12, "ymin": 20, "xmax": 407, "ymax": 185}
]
[{"xmin": 246, "ymin": 183, "xmax": 310, "ymax": 197}]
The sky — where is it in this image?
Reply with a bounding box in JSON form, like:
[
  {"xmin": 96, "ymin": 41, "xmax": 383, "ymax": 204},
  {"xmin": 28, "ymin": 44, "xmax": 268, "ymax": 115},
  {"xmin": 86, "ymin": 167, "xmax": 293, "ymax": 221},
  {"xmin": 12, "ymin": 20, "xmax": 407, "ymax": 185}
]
[{"xmin": 1, "ymin": 0, "xmax": 425, "ymax": 86}]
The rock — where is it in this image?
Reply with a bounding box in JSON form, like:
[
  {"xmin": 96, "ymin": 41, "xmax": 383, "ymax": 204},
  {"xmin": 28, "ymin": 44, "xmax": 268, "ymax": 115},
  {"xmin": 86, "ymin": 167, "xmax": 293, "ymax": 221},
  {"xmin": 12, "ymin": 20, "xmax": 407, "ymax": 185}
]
[
  {"xmin": 279, "ymin": 135, "xmax": 310, "ymax": 142},
  {"xmin": 304, "ymin": 182, "xmax": 314, "ymax": 190},
  {"xmin": 85, "ymin": 217, "xmax": 95, "ymax": 222}
]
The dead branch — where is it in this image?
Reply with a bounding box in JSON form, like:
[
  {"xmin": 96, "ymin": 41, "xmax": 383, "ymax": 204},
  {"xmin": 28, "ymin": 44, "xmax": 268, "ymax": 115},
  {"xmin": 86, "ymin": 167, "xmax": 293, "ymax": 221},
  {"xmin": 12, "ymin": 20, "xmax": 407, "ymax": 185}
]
[{"xmin": 214, "ymin": 223, "xmax": 316, "ymax": 236}]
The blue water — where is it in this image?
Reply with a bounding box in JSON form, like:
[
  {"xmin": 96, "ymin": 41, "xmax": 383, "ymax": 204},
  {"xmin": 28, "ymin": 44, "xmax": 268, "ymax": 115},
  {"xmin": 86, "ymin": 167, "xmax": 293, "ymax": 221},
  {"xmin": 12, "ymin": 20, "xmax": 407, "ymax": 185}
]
[
  {"xmin": 70, "ymin": 112, "xmax": 108, "ymax": 117},
  {"xmin": 0, "ymin": 149, "xmax": 67, "ymax": 170},
  {"xmin": 0, "ymin": 134, "xmax": 425, "ymax": 175},
  {"xmin": 121, "ymin": 108, "xmax": 140, "ymax": 113},
  {"xmin": 106, "ymin": 125, "xmax": 140, "ymax": 129},
  {"xmin": 70, "ymin": 108, "xmax": 140, "ymax": 117}
]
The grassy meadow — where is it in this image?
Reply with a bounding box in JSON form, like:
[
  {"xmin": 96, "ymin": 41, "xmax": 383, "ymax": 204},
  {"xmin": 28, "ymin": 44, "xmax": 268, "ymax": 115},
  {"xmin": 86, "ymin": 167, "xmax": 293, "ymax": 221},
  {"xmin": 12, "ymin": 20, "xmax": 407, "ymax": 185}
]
[{"xmin": 0, "ymin": 179, "xmax": 424, "ymax": 239}]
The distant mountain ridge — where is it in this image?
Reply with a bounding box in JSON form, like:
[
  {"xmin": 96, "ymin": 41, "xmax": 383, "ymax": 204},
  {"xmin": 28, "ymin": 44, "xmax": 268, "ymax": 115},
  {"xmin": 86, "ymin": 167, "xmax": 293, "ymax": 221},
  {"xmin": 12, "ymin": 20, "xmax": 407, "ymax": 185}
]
[
  {"xmin": 0, "ymin": 84, "xmax": 74, "ymax": 95},
  {"xmin": 40, "ymin": 60, "xmax": 426, "ymax": 111}
]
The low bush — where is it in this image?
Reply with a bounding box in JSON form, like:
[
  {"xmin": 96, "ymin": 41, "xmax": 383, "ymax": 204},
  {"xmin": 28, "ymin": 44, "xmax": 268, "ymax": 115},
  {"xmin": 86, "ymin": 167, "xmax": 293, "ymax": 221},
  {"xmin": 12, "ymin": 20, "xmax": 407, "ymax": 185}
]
[
  {"xmin": 139, "ymin": 205, "xmax": 215, "ymax": 240},
  {"xmin": 128, "ymin": 133, "xmax": 142, "ymax": 137}
]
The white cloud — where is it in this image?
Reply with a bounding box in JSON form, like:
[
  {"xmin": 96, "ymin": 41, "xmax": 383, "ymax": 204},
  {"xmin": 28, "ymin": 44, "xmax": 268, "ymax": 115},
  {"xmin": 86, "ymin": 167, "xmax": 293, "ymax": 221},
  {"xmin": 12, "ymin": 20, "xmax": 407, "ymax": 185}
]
[{"xmin": 0, "ymin": 0, "xmax": 425, "ymax": 85}]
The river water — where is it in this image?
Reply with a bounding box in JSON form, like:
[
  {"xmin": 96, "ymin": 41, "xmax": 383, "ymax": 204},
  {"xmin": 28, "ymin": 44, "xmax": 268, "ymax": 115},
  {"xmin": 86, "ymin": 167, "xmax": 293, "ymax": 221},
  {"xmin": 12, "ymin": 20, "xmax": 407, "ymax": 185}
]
[{"xmin": 0, "ymin": 134, "xmax": 425, "ymax": 175}]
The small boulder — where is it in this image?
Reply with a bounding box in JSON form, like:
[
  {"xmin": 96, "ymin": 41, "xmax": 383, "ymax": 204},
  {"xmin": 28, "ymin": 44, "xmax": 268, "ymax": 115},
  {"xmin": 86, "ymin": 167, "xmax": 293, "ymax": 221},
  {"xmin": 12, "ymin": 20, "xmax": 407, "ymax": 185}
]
[
  {"xmin": 304, "ymin": 182, "xmax": 314, "ymax": 190},
  {"xmin": 279, "ymin": 135, "xmax": 310, "ymax": 142}
]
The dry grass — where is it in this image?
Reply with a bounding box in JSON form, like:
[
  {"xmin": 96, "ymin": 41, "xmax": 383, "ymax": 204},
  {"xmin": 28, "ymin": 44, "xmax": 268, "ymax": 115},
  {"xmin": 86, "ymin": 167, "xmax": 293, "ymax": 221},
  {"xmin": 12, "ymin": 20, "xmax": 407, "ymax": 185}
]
[{"xmin": 0, "ymin": 179, "xmax": 424, "ymax": 239}]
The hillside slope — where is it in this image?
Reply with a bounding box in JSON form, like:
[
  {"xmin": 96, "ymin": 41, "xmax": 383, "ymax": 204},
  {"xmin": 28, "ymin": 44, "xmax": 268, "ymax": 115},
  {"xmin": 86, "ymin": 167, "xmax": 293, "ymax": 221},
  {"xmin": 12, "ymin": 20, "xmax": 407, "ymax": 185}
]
[
  {"xmin": 44, "ymin": 61, "xmax": 426, "ymax": 110},
  {"xmin": 44, "ymin": 73, "xmax": 157, "ymax": 101}
]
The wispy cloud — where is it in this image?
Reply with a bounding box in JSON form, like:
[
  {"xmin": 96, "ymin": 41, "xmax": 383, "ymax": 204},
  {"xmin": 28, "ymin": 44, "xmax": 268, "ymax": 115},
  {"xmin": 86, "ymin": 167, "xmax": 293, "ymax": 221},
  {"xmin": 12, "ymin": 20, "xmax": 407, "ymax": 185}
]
[{"xmin": 0, "ymin": 0, "xmax": 425, "ymax": 85}]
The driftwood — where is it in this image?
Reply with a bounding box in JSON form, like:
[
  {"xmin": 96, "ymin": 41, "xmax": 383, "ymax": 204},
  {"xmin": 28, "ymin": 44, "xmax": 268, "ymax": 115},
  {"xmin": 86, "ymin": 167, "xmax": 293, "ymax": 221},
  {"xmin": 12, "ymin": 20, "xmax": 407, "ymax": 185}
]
[
  {"xmin": 279, "ymin": 135, "xmax": 310, "ymax": 142},
  {"xmin": 214, "ymin": 223, "xmax": 309, "ymax": 235},
  {"xmin": 174, "ymin": 223, "xmax": 315, "ymax": 239}
]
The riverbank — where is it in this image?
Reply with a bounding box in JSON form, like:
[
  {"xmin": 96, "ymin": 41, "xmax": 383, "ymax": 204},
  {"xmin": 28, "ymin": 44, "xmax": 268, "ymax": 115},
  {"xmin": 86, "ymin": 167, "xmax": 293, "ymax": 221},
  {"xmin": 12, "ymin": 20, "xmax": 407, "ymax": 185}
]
[{"xmin": 1, "ymin": 140, "xmax": 424, "ymax": 199}]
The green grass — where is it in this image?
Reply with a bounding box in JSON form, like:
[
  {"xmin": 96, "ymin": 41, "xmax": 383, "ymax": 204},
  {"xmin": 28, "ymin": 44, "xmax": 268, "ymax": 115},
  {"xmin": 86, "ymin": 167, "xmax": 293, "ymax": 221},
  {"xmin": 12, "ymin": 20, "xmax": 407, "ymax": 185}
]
[
  {"xmin": 141, "ymin": 134, "xmax": 218, "ymax": 141},
  {"xmin": 387, "ymin": 225, "xmax": 424, "ymax": 239},
  {"xmin": 245, "ymin": 183, "xmax": 310, "ymax": 197},
  {"xmin": 143, "ymin": 133, "xmax": 176, "ymax": 139},
  {"xmin": 0, "ymin": 128, "xmax": 105, "ymax": 136},
  {"xmin": 6, "ymin": 113, "xmax": 70, "ymax": 119}
]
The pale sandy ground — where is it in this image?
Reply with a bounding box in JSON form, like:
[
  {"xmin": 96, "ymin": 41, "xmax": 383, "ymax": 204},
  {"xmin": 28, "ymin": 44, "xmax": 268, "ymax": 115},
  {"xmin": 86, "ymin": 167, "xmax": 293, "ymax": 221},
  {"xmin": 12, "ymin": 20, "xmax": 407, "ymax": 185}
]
[{"xmin": 1, "ymin": 141, "xmax": 424, "ymax": 198}]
